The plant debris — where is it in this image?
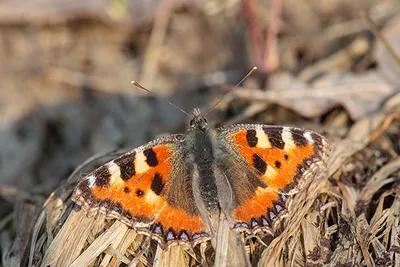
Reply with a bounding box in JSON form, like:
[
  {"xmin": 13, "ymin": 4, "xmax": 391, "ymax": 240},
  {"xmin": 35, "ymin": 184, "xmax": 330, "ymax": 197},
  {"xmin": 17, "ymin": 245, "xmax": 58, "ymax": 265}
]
[{"xmin": 1, "ymin": 1, "xmax": 400, "ymax": 266}]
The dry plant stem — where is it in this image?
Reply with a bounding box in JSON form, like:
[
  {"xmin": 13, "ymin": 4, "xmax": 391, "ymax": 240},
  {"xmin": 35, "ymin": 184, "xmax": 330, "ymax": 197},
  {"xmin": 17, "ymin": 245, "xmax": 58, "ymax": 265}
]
[
  {"xmin": 242, "ymin": 0, "xmax": 265, "ymax": 71},
  {"xmin": 214, "ymin": 212, "xmax": 230, "ymax": 267},
  {"xmin": 360, "ymin": 11, "xmax": 400, "ymax": 70},
  {"xmin": 28, "ymin": 210, "xmax": 45, "ymax": 267},
  {"xmin": 263, "ymin": 0, "xmax": 282, "ymax": 74},
  {"xmin": 360, "ymin": 156, "xmax": 400, "ymax": 203},
  {"xmin": 0, "ymin": 213, "xmax": 12, "ymax": 232},
  {"xmin": 214, "ymin": 212, "xmax": 251, "ymax": 267},
  {"xmin": 260, "ymin": 177, "xmax": 328, "ymax": 265},
  {"xmin": 139, "ymin": 0, "xmax": 174, "ymax": 89},
  {"xmin": 369, "ymin": 113, "xmax": 400, "ymax": 142},
  {"xmin": 314, "ymin": 0, "xmax": 400, "ymax": 43},
  {"xmin": 70, "ymin": 220, "xmax": 128, "ymax": 267}
]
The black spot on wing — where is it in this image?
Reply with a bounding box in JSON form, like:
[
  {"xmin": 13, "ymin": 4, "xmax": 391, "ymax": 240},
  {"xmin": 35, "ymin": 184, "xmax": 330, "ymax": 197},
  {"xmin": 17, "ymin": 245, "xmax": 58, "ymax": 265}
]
[
  {"xmin": 151, "ymin": 173, "xmax": 165, "ymax": 196},
  {"xmin": 124, "ymin": 187, "xmax": 130, "ymax": 193},
  {"xmin": 290, "ymin": 128, "xmax": 309, "ymax": 147},
  {"xmin": 246, "ymin": 129, "xmax": 258, "ymax": 147},
  {"xmin": 263, "ymin": 127, "xmax": 284, "ymax": 149},
  {"xmin": 275, "ymin": 160, "xmax": 281, "ymax": 169},
  {"xmin": 114, "ymin": 152, "xmax": 136, "ymax": 180},
  {"xmin": 253, "ymin": 153, "xmax": 267, "ymax": 174},
  {"xmin": 136, "ymin": 189, "xmax": 144, "ymax": 197},
  {"xmin": 144, "ymin": 148, "xmax": 158, "ymax": 166},
  {"xmin": 93, "ymin": 165, "xmax": 111, "ymax": 187}
]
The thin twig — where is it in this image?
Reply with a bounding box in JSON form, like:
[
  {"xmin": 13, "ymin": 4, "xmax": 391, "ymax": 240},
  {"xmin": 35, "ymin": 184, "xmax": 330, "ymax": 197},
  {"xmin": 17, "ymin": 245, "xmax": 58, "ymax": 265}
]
[
  {"xmin": 242, "ymin": 0, "xmax": 265, "ymax": 71},
  {"xmin": 139, "ymin": 0, "xmax": 175, "ymax": 89},
  {"xmin": 264, "ymin": 0, "xmax": 283, "ymax": 74},
  {"xmin": 360, "ymin": 11, "xmax": 400, "ymax": 70}
]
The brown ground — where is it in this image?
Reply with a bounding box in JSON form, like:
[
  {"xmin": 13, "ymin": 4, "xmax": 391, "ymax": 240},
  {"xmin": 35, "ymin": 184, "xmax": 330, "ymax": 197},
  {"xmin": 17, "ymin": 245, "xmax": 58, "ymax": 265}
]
[{"xmin": 0, "ymin": 0, "xmax": 399, "ymax": 266}]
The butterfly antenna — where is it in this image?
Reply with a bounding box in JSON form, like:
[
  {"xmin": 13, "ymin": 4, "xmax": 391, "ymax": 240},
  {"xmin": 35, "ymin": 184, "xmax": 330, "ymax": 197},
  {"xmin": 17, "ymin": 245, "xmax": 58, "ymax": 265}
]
[
  {"xmin": 204, "ymin": 67, "xmax": 257, "ymax": 117},
  {"xmin": 131, "ymin": 81, "xmax": 191, "ymax": 117}
]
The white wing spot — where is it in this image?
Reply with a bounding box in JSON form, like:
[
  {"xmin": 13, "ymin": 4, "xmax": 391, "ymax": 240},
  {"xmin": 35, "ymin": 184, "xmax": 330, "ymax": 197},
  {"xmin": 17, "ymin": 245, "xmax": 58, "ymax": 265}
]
[
  {"xmin": 107, "ymin": 163, "xmax": 122, "ymax": 184},
  {"xmin": 87, "ymin": 175, "xmax": 96, "ymax": 188},
  {"xmin": 256, "ymin": 128, "xmax": 271, "ymax": 148},
  {"xmin": 282, "ymin": 128, "xmax": 296, "ymax": 150},
  {"xmin": 145, "ymin": 190, "xmax": 160, "ymax": 204},
  {"xmin": 304, "ymin": 132, "xmax": 314, "ymax": 143},
  {"xmin": 263, "ymin": 166, "xmax": 277, "ymax": 180},
  {"xmin": 135, "ymin": 151, "xmax": 150, "ymax": 173}
]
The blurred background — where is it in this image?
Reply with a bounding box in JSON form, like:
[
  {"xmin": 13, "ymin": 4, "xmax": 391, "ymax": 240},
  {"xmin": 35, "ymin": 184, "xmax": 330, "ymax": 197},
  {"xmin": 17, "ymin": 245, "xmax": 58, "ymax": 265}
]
[{"xmin": 1, "ymin": 0, "xmax": 400, "ymax": 265}]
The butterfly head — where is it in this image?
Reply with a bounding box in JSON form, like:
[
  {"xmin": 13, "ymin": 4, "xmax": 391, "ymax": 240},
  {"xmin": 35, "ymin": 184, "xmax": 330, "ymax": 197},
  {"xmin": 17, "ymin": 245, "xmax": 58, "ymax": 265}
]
[{"xmin": 189, "ymin": 108, "xmax": 209, "ymax": 132}]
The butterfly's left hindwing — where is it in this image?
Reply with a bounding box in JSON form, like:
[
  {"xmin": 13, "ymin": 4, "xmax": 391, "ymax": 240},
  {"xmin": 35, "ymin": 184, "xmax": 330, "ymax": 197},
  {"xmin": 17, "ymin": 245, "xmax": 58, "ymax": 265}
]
[{"xmin": 215, "ymin": 124, "xmax": 330, "ymax": 233}]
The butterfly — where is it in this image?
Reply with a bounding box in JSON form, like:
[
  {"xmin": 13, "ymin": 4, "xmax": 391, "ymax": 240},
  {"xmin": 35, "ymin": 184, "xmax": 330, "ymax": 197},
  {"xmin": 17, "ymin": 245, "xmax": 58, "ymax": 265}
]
[{"xmin": 72, "ymin": 104, "xmax": 330, "ymax": 249}]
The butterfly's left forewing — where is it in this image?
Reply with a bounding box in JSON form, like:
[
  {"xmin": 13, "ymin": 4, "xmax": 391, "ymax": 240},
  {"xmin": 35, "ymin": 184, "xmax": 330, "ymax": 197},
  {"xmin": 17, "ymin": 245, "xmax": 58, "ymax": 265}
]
[{"xmin": 215, "ymin": 124, "xmax": 330, "ymax": 234}]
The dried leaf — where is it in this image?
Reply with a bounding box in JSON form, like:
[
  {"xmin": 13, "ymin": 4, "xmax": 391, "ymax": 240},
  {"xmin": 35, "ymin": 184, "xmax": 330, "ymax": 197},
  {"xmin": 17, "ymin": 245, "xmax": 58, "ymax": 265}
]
[{"xmin": 235, "ymin": 73, "xmax": 397, "ymax": 120}]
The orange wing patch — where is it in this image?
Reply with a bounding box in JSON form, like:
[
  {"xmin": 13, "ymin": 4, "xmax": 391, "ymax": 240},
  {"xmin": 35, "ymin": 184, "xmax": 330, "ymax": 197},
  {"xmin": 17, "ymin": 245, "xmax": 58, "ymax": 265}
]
[
  {"xmin": 232, "ymin": 187, "xmax": 282, "ymax": 233},
  {"xmin": 234, "ymin": 127, "xmax": 318, "ymax": 190},
  {"xmin": 229, "ymin": 126, "xmax": 329, "ymax": 233},
  {"xmin": 72, "ymin": 144, "xmax": 175, "ymax": 227},
  {"xmin": 142, "ymin": 204, "xmax": 210, "ymax": 248}
]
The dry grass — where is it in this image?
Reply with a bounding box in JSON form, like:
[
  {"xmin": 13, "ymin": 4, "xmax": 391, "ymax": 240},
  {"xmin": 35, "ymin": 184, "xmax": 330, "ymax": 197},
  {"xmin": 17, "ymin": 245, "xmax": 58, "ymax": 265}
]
[{"xmin": 10, "ymin": 93, "xmax": 398, "ymax": 267}]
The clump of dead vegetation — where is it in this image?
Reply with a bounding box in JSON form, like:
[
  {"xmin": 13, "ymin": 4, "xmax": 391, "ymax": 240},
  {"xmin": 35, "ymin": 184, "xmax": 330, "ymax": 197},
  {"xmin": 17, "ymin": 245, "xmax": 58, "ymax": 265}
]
[{"xmin": 1, "ymin": 0, "xmax": 400, "ymax": 266}]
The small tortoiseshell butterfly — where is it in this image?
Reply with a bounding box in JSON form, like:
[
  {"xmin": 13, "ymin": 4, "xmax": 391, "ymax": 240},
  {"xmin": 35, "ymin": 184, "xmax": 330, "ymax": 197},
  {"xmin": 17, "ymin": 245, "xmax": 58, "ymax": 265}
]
[{"xmin": 72, "ymin": 107, "xmax": 330, "ymax": 249}]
